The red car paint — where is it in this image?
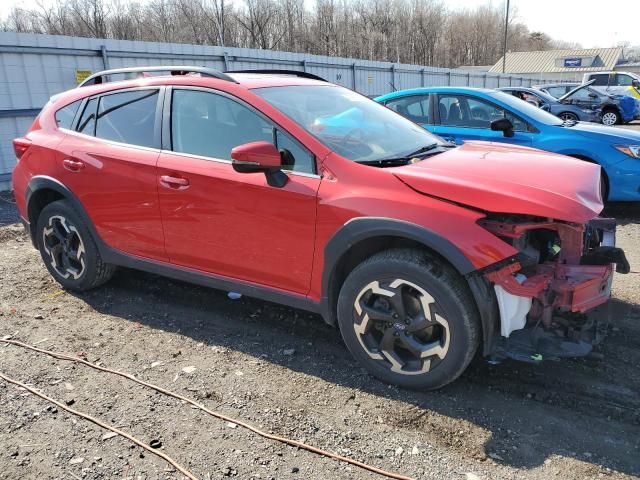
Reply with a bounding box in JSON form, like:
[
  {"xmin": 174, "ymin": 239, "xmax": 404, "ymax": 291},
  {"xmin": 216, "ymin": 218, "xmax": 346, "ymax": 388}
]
[
  {"xmin": 393, "ymin": 141, "xmax": 603, "ymax": 224},
  {"xmin": 11, "ymin": 73, "xmax": 618, "ymax": 339}
]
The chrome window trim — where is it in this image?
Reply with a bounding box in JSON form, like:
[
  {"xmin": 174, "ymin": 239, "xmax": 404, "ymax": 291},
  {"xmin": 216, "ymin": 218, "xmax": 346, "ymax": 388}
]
[
  {"xmin": 71, "ymin": 85, "xmax": 164, "ymax": 149},
  {"xmin": 166, "ymin": 85, "xmax": 319, "ymax": 175},
  {"xmin": 62, "ymin": 128, "xmax": 162, "ymax": 154},
  {"xmin": 159, "ymin": 148, "xmax": 321, "ymax": 179}
]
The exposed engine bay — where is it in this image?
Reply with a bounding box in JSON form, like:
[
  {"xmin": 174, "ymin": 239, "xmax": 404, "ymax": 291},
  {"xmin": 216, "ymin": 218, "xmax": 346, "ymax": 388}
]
[{"xmin": 479, "ymin": 214, "xmax": 630, "ymax": 362}]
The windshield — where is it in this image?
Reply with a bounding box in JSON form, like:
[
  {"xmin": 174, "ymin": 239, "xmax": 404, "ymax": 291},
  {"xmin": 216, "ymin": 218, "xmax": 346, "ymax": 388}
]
[
  {"xmin": 487, "ymin": 90, "xmax": 563, "ymax": 126},
  {"xmin": 253, "ymin": 85, "xmax": 444, "ymax": 162},
  {"xmin": 526, "ymin": 89, "xmax": 557, "ymax": 104}
]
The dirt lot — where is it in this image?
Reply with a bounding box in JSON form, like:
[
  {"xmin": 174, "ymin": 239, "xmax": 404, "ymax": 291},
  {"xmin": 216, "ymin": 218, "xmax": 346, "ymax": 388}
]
[{"xmin": 0, "ymin": 193, "xmax": 639, "ymax": 480}]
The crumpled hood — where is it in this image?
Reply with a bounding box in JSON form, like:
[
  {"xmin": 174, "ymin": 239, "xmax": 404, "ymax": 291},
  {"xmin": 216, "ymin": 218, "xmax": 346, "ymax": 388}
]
[{"xmin": 393, "ymin": 141, "xmax": 603, "ymax": 223}]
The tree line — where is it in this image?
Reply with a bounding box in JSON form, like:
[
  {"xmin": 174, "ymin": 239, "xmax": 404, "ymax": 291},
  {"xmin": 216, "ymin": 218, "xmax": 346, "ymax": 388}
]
[{"xmin": 1, "ymin": 0, "xmax": 580, "ymax": 68}]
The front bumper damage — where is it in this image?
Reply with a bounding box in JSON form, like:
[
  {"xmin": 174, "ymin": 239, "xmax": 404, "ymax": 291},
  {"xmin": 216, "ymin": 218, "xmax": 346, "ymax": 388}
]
[{"xmin": 480, "ymin": 217, "xmax": 629, "ymax": 362}]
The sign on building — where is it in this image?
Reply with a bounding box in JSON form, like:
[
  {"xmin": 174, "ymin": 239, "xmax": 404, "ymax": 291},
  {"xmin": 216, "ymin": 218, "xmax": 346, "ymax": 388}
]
[{"xmin": 564, "ymin": 58, "xmax": 584, "ymax": 68}]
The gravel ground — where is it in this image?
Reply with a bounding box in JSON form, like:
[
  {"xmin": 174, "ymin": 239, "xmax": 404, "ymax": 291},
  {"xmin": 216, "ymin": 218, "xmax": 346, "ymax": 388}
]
[{"xmin": 0, "ymin": 196, "xmax": 639, "ymax": 480}]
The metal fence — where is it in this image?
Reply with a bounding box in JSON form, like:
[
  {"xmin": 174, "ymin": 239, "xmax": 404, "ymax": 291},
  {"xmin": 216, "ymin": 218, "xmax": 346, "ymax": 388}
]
[{"xmin": 0, "ymin": 31, "xmax": 560, "ymax": 189}]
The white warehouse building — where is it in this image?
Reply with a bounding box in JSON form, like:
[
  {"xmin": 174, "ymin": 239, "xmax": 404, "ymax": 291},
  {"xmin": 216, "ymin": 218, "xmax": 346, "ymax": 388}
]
[{"xmin": 489, "ymin": 47, "xmax": 640, "ymax": 81}]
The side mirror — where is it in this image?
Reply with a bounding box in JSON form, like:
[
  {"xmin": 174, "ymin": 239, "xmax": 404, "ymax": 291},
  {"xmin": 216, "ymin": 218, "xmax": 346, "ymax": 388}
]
[
  {"xmin": 588, "ymin": 93, "xmax": 598, "ymax": 99},
  {"xmin": 632, "ymin": 79, "xmax": 640, "ymax": 88},
  {"xmin": 490, "ymin": 118, "xmax": 514, "ymax": 138},
  {"xmin": 540, "ymin": 103, "xmax": 550, "ymax": 112},
  {"xmin": 231, "ymin": 141, "xmax": 288, "ymax": 188}
]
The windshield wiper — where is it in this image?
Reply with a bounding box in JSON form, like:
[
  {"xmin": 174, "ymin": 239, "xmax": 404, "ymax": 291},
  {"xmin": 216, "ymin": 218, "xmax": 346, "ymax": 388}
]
[
  {"xmin": 403, "ymin": 143, "xmax": 441, "ymax": 157},
  {"xmin": 361, "ymin": 143, "xmax": 454, "ymax": 166},
  {"xmin": 356, "ymin": 158, "xmax": 412, "ymax": 167}
]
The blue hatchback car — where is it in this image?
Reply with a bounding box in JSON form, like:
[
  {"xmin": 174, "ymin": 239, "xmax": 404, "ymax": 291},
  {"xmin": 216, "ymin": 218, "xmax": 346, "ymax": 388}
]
[{"xmin": 375, "ymin": 87, "xmax": 640, "ymax": 201}]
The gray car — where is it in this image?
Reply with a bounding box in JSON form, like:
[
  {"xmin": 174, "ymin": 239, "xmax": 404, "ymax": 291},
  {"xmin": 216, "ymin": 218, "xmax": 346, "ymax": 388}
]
[
  {"xmin": 499, "ymin": 87, "xmax": 601, "ymax": 123},
  {"xmin": 532, "ymin": 83, "xmax": 580, "ymax": 99}
]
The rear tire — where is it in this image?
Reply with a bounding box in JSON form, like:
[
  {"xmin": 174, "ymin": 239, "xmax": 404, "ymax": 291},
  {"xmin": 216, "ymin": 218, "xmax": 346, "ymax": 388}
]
[
  {"xmin": 36, "ymin": 200, "xmax": 115, "ymax": 291},
  {"xmin": 337, "ymin": 249, "xmax": 480, "ymax": 390},
  {"xmin": 559, "ymin": 112, "xmax": 579, "ymax": 122}
]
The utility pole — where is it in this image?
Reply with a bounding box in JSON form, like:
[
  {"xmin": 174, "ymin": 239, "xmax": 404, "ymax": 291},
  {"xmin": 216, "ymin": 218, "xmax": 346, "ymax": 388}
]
[{"xmin": 502, "ymin": 0, "xmax": 510, "ymax": 74}]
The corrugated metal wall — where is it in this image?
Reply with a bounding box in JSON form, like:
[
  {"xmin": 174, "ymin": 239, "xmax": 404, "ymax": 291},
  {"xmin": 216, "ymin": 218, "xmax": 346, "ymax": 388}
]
[{"xmin": 0, "ymin": 31, "xmax": 559, "ymax": 189}]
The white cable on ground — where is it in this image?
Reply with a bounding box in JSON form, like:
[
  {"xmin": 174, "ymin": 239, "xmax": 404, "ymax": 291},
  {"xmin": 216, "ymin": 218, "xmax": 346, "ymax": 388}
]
[
  {"xmin": 0, "ymin": 370, "xmax": 199, "ymax": 480},
  {"xmin": 1, "ymin": 338, "xmax": 415, "ymax": 480}
]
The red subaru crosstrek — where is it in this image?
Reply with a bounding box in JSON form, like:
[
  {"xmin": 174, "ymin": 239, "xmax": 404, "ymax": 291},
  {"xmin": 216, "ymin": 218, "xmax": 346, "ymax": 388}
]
[{"xmin": 12, "ymin": 67, "xmax": 629, "ymax": 389}]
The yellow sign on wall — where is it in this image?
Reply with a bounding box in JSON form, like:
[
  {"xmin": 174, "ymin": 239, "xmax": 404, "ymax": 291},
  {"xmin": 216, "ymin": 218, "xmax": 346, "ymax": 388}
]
[{"xmin": 75, "ymin": 69, "xmax": 93, "ymax": 84}]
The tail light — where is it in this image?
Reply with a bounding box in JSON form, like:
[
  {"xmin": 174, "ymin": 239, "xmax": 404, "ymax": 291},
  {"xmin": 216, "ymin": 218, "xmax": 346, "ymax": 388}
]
[{"xmin": 13, "ymin": 137, "xmax": 32, "ymax": 160}]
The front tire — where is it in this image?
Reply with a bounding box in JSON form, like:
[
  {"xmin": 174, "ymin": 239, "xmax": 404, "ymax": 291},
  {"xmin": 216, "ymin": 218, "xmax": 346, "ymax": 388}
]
[
  {"xmin": 36, "ymin": 200, "xmax": 115, "ymax": 291},
  {"xmin": 601, "ymin": 109, "xmax": 620, "ymax": 126},
  {"xmin": 337, "ymin": 249, "xmax": 480, "ymax": 390}
]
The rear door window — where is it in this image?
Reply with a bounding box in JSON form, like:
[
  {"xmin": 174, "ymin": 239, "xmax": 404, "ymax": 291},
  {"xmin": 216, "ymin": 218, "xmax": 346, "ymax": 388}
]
[
  {"xmin": 55, "ymin": 100, "xmax": 82, "ymax": 130},
  {"xmin": 95, "ymin": 89, "xmax": 159, "ymax": 148}
]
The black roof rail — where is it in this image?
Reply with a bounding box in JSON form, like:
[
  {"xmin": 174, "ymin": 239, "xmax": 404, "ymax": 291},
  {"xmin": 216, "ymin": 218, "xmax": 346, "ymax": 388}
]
[
  {"xmin": 225, "ymin": 69, "xmax": 327, "ymax": 82},
  {"xmin": 78, "ymin": 66, "xmax": 238, "ymax": 87}
]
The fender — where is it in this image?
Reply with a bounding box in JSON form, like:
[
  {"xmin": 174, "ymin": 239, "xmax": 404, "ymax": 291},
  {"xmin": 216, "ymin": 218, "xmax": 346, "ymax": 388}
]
[
  {"xmin": 25, "ymin": 176, "xmax": 101, "ymax": 248},
  {"xmin": 320, "ymin": 217, "xmax": 475, "ymax": 317},
  {"xmin": 320, "ymin": 217, "xmax": 499, "ymax": 355},
  {"xmin": 323, "ymin": 217, "xmax": 475, "ymax": 279}
]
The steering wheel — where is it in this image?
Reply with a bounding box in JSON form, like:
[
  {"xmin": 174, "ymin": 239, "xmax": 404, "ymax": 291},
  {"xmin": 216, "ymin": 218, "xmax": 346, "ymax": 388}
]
[{"xmin": 470, "ymin": 107, "xmax": 489, "ymax": 121}]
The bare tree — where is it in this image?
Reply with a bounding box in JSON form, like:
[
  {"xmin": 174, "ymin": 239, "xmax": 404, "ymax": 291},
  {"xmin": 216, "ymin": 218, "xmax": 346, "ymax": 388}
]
[{"xmin": 0, "ymin": 0, "xmax": 571, "ymax": 68}]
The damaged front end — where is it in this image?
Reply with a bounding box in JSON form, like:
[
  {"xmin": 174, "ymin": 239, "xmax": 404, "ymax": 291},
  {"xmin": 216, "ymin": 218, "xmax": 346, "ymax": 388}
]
[{"xmin": 479, "ymin": 215, "xmax": 630, "ymax": 363}]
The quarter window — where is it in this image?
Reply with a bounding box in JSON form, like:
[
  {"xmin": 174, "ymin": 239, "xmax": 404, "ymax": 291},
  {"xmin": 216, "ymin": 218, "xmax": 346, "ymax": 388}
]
[
  {"xmin": 170, "ymin": 89, "xmax": 315, "ymax": 174},
  {"xmin": 95, "ymin": 90, "xmax": 159, "ymax": 148},
  {"xmin": 55, "ymin": 100, "xmax": 82, "ymax": 130}
]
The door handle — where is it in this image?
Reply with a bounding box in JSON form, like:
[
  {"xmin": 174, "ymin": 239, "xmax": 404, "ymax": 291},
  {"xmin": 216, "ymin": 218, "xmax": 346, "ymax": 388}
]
[
  {"xmin": 160, "ymin": 175, "xmax": 190, "ymax": 190},
  {"xmin": 63, "ymin": 159, "xmax": 85, "ymax": 172}
]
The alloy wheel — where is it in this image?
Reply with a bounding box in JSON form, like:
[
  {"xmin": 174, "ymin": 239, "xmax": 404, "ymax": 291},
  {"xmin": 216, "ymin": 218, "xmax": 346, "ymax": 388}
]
[
  {"xmin": 352, "ymin": 279, "xmax": 450, "ymax": 375},
  {"xmin": 42, "ymin": 215, "xmax": 86, "ymax": 280},
  {"xmin": 602, "ymin": 112, "xmax": 618, "ymax": 126},
  {"xmin": 559, "ymin": 112, "xmax": 578, "ymax": 121}
]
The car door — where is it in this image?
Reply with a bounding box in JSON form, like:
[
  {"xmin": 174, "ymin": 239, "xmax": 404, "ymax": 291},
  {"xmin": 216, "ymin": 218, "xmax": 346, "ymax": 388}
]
[
  {"xmin": 432, "ymin": 93, "xmax": 533, "ymax": 147},
  {"xmin": 156, "ymin": 87, "xmax": 320, "ymax": 294},
  {"xmin": 384, "ymin": 94, "xmax": 433, "ymax": 128},
  {"xmin": 615, "ymin": 73, "xmax": 640, "ymax": 99},
  {"xmin": 56, "ymin": 87, "xmax": 167, "ymax": 261}
]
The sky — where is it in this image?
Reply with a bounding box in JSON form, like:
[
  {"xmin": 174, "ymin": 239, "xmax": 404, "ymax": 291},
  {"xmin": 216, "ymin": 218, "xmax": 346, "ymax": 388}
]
[
  {"xmin": 0, "ymin": 0, "xmax": 638, "ymax": 50},
  {"xmin": 445, "ymin": 0, "xmax": 638, "ymax": 49}
]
